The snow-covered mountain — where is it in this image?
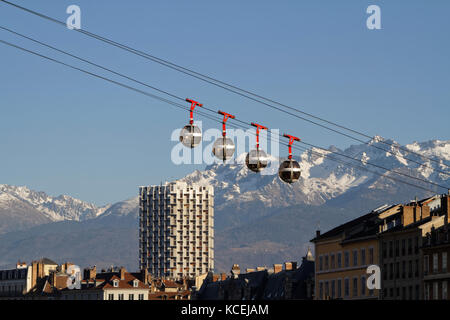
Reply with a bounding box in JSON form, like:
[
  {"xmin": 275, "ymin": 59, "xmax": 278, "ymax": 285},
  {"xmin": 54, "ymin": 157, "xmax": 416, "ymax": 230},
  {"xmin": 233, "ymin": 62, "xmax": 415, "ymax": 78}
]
[
  {"xmin": 0, "ymin": 138, "xmax": 448, "ymax": 270},
  {"xmin": 0, "ymin": 184, "xmax": 110, "ymax": 234},
  {"xmin": 179, "ymin": 137, "xmax": 450, "ymax": 213}
]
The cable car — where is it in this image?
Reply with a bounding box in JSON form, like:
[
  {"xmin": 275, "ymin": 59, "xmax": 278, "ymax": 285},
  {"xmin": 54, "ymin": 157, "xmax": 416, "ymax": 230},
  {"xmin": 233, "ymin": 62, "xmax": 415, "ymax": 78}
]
[
  {"xmin": 246, "ymin": 122, "xmax": 269, "ymax": 172},
  {"xmin": 179, "ymin": 98, "xmax": 203, "ymax": 148},
  {"xmin": 212, "ymin": 111, "xmax": 235, "ymax": 161},
  {"xmin": 278, "ymin": 134, "xmax": 301, "ymax": 183}
]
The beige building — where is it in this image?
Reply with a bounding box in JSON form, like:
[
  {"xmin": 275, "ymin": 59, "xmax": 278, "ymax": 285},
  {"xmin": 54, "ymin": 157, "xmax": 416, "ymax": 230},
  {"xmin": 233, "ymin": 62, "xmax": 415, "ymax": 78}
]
[
  {"xmin": 139, "ymin": 182, "xmax": 214, "ymax": 279},
  {"xmin": 311, "ymin": 211, "xmax": 381, "ymax": 300}
]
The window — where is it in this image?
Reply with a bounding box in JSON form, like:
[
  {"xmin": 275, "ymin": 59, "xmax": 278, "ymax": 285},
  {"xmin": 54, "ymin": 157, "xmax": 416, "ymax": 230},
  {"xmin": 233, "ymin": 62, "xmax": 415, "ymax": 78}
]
[
  {"xmin": 415, "ymin": 285, "xmax": 420, "ymax": 300},
  {"xmin": 408, "ymin": 238, "xmax": 412, "ymax": 255},
  {"xmin": 433, "ymin": 254, "xmax": 439, "ymax": 273},
  {"xmin": 129, "ymin": 294, "xmax": 134, "ymax": 300},
  {"xmin": 443, "ymin": 281, "xmax": 448, "ymax": 300},
  {"xmin": 401, "ymin": 239, "xmax": 406, "ymax": 256},
  {"xmin": 113, "ymin": 279, "xmax": 119, "ymax": 288},
  {"xmin": 395, "ymin": 240, "xmax": 399, "ymax": 256},
  {"xmin": 331, "ymin": 280, "xmax": 335, "ymax": 299},
  {"xmin": 443, "ymin": 252, "xmax": 448, "ymax": 272},
  {"xmin": 424, "ymin": 255, "xmax": 429, "ymax": 275},
  {"xmin": 325, "ymin": 255, "xmax": 329, "ymax": 270},
  {"xmin": 108, "ymin": 294, "xmax": 114, "ymax": 300},
  {"xmin": 361, "ymin": 276, "xmax": 366, "ymax": 296},
  {"xmin": 369, "ymin": 247, "xmax": 374, "ymax": 264},
  {"xmin": 402, "ymin": 261, "xmax": 406, "ymax": 278},
  {"xmin": 319, "ymin": 281, "xmax": 323, "ymax": 300},
  {"xmin": 389, "ymin": 263, "xmax": 393, "ymax": 280},
  {"xmin": 389, "ymin": 241, "xmax": 393, "ymax": 258},
  {"xmin": 325, "ymin": 281, "xmax": 329, "ymax": 299},
  {"xmin": 133, "ymin": 279, "xmax": 139, "ymax": 288},
  {"xmin": 382, "ymin": 242, "xmax": 387, "ymax": 259},
  {"xmin": 337, "ymin": 252, "xmax": 342, "ymax": 268},
  {"xmin": 344, "ymin": 251, "xmax": 349, "ymax": 268},
  {"xmin": 331, "ymin": 254, "xmax": 335, "ymax": 269},
  {"xmin": 383, "ymin": 264, "xmax": 387, "ymax": 281},
  {"xmin": 361, "ymin": 248, "xmax": 366, "ymax": 266},
  {"xmin": 344, "ymin": 278, "xmax": 349, "ymax": 297},
  {"xmin": 319, "ymin": 256, "xmax": 323, "ymax": 271},
  {"xmin": 337, "ymin": 279, "xmax": 342, "ymax": 299},
  {"xmin": 424, "ymin": 283, "xmax": 430, "ymax": 300},
  {"xmin": 414, "ymin": 237, "xmax": 419, "ymax": 254},
  {"xmin": 409, "ymin": 286, "xmax": 413, "ymax": 300},
  {"xmin": 395, "ymin": 262, "xmax": 400, "ymax": 278},
  {"xmin": 433, "ymin": 282, "xmax": 439, "ymax": 300},
  {"xmin": 415, "ymin": 259, "xmax": 419, "ymax": 278},
  {"xmin": 408, "ymin": 260, "xmax": 413, "ymax": 278},
  {"xmin": 118, "ymin": 294, "xmax": 124, "ymax": 300},
  {"xmin": 353, "ymin": 277, "xmax": 358, "ymax": 297},
  {"xmin": 138, "ymin": 294, "xmax": 144, "ymax": 300},
  {"xmin": 353, "ymin": 250, "xmax": 358, "ymax": 267}
]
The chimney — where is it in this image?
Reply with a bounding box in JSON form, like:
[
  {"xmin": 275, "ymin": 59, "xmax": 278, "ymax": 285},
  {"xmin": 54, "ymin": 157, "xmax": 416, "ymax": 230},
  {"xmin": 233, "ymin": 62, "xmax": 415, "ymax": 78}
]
[
  {"xmin": 316, "ymin": 230, "xmax": 321, "ymax": 237},
  {"xmin": 443, "ymin": 194, "xmax": 450, "ymax": 224},
  {"xmin": 220, "ymin": 273, "xmax": 227, "ymax": 281},
  {"xmin": 422, "ymin": 205, "xmax": 430, "ymax": 220},
  {"xmin": 231, "ymin": 264, "xmax": 240, "ymax": 279},
  {"xmin": 273, "ymin": 264, "xmax": 283, "ymax": 274},
  {"xmin": 402, "ymin": 206, "xmax": 415, "ymax": 226},
  {"xmin": 141, "ymin": 268, "xmax": 149, "ymax": 285},
  {"xmin": 256, "ymin": 266, "xmax": 265, "ymax": 271},
  {"xmin": 284, "ymin": 262, "xmax": 293, "ymax": 271},
  {"xmin": 245, "ymin": 268, "xmax": 255, "ymax": 273},
  {"xmin": 291, "ymin": 261, "xmax": 298, "ymax": 270},
  {"xmin": 120, "ymin": 267, "xmax": 126, "ymax": 280}
]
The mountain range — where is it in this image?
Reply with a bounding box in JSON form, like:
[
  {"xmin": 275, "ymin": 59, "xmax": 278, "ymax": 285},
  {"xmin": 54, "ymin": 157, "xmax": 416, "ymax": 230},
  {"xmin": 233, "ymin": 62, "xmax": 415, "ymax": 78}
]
[{"xmin": 0, "ymin": 137, "xmax": 448, "ymax": 272}]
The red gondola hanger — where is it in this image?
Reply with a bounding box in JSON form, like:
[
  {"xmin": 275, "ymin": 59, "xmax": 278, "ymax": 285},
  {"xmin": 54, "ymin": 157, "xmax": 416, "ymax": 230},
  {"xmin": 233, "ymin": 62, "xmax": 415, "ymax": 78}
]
[
  {"xmin": 186, "ymin": 98, "xmax": 203, "ymax": 125},
  {"xmin": 284, "ymin": 134, "xmax": 300, "ymax": 159},
  {"xmin": 251, "ymin": 122, "xmax": 268, "ymax": 150},
  {"xmin": 179, "ymin": 98, "xmax": 203, "ymax": 148},
  {"xmin": 212, "ymin": 110, "xmax": 236, "ymax": 162},
  {"xmin": 278, "ymin": 134, "xmax": 301, "ymax": 183},
  {"xmin": 246, "ymin": 122, "xmax": 269, "ymax": 173}
]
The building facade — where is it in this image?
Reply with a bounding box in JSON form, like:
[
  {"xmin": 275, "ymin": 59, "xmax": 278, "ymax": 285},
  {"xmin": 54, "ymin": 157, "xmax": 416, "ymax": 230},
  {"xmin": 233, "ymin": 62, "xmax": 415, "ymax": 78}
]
[
  {"xmin": 311, "ymin": 212, "xmax": 380, "ymax": 300},
  {"xmin": 423, "ymin": 224, "xmax": 450, "ymax": 300},
  {"xmin": 139, "ymin": 182, "xmax": 214, "ymax": 279},
  {"xmin": 312, "ymin": 194, "xmax": 450, "ymax": 300},
  {"xmin": 378, "ymin": 196, "xmax": 447, "ymax": 300}
]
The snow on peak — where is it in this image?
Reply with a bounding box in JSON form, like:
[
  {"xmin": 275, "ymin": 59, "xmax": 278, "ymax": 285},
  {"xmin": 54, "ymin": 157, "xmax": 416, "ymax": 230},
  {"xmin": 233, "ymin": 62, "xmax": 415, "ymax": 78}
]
[{"xmin": 0, "ymin": 184, "xmax": 110, "ymax": 222}]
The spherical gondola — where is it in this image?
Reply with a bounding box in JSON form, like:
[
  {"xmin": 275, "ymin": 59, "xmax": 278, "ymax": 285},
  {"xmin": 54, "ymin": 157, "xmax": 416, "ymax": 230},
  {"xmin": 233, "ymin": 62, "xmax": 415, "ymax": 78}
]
[
  {"xmin": 245, "ymin": 122, "xmax": 269, "ymax": 173},
  {"xmin": 245, "ymin": 148, "xmax": 268, "ymax": 172},
  {"xmin": 212, "ymin": 110, "xmax": 236, "ymax": 162},
  {"xmin": 278, "ymin": 159, "xmax": 301, "ymax": 183},
  {"xmin": 212, "ymin": 136, "xmax": 235, "ymax": 161},
  {"xmin": 179, "ymin": 124, "xmax": 202, "ymax": 148},
  {"xmin": 179, "ymin": 98, "xmax": 203, "ymax": 148},
  {"xmin": 278, "ymin": 133, "xmax": 301, "ymax": 184}
]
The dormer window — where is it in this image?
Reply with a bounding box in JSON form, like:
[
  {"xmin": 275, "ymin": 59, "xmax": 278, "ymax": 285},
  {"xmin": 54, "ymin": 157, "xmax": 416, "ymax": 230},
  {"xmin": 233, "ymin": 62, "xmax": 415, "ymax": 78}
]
[
  {"xmin": 113, "ymin": 279, "xmax": 119, "ymax": 288},
  {"xmin": 133, "ymin": 279, "xmax": 139, "ymax": 288}
]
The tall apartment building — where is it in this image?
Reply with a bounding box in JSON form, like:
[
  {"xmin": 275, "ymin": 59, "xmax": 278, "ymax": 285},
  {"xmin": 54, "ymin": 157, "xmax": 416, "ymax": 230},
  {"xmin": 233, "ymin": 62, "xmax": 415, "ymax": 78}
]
[{"xmin": 139, "ymin": 182, "xmax": 214, "ymax": 280}]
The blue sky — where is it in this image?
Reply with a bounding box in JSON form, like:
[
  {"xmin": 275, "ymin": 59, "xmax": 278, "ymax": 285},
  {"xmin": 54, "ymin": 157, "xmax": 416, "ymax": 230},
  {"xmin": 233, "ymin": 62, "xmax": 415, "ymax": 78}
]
[{"xmin": 0, "ymin": 0, "xmax": 449, "ymax": 205}]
